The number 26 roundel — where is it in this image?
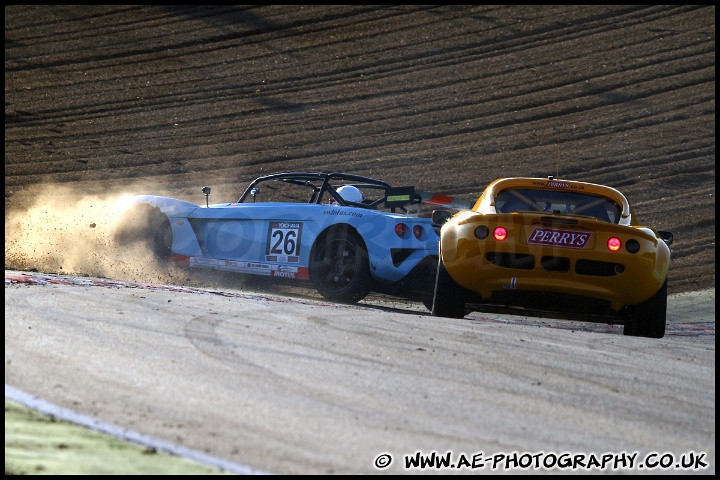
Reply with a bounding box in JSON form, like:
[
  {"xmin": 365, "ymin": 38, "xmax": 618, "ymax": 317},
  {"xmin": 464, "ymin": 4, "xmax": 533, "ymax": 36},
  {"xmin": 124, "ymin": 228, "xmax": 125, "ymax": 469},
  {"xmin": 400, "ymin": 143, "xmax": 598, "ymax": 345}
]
[{"xmin": 266, "ymin": 221, "xmax": 303, "ymax": 257}]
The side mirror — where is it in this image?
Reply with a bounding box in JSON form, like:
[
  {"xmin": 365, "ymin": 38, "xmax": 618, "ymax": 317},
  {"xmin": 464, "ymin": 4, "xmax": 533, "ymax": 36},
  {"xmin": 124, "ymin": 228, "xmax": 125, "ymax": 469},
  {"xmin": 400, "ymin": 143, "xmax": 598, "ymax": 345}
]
[
  {"xmin": 658, "ymin": 230, "xmax": 673, "ymax": 246},
  {"xmin": 202, "ymin": 186, "xmax": 211, "ymax": 207},
  {"xmin": 432, "ymin": 210, "xmax": 453, "ymax": 225}
]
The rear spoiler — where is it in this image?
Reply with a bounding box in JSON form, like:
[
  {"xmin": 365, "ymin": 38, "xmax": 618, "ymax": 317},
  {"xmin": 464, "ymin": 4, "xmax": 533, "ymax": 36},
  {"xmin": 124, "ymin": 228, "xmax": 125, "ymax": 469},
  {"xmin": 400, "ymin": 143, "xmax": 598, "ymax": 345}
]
[
  {"xmin": 384, "ymin": 186, "xmax": 474, "ymax": 212},
  {"xmin": 416, "ymin": 191, "xmax": 474, "ymax": 210}
]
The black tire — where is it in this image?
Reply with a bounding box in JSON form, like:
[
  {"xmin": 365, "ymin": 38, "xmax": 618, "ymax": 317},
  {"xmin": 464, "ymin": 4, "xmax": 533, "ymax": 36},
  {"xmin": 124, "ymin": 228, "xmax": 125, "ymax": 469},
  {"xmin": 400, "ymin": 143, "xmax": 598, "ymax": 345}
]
[
  {"xmin": 310, "ymin": 226, "xmax": 372, "ymax": 304},
  {"xmin": 623, "ymin": 280, "xmax": 667, "ymax": 338},
  {"xmin": 151, "ymin": 214, "xmax": 173, "ymax": 261},
  {"xmin": 431, "ymin": 259, "xmax": 469, "ymax": 318},
  {"xmin": 114, "ymin": 204, "xmax": 172, "ymax": 261}
]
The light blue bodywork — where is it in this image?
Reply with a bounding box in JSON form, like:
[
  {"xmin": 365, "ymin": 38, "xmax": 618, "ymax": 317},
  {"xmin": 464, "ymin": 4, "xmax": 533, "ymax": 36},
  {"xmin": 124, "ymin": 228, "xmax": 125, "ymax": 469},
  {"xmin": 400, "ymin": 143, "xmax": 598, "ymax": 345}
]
[{"xmin": 124, "ymin": 194, "xmax": 440, "ymax": 288}]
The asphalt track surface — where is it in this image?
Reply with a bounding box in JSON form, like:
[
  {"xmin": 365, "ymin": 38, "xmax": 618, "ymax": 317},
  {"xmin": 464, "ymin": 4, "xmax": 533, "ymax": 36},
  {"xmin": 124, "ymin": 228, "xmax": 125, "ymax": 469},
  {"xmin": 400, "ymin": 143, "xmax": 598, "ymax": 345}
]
[{"xmin": 5, "ymin": 271, "xmax": 715, "ymax": 474}]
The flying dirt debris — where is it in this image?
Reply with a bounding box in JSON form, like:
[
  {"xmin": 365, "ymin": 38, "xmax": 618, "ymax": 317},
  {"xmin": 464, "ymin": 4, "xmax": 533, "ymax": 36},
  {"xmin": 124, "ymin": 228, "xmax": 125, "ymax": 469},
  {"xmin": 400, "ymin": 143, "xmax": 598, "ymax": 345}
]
[{"xmin": 4, "ymin": 184, "xmax": 187, "ymax": 284}]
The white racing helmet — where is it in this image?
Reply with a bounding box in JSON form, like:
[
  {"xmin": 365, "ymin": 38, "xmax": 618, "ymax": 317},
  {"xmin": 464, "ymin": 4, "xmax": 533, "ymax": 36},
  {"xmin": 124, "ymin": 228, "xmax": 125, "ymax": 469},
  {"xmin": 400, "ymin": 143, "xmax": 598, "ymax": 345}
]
[{"xmin": 336, "ymin": 185, "xmax": 364, "ymax": 204}]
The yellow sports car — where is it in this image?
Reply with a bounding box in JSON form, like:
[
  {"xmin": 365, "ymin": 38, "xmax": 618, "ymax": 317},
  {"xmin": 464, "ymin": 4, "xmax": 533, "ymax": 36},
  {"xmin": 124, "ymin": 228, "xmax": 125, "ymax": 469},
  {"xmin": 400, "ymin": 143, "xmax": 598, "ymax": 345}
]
[{"xmin": 431, "ymin": 177, "xmax": 673, "ymax": 338}]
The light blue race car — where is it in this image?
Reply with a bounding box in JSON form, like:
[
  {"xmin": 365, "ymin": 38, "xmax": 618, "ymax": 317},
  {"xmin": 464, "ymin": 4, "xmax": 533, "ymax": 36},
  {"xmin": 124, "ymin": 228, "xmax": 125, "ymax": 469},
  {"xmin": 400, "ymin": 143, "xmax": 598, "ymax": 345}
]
[{"xmin": 114, "ymin": 172, "xmax": 472, "ymax": 307}]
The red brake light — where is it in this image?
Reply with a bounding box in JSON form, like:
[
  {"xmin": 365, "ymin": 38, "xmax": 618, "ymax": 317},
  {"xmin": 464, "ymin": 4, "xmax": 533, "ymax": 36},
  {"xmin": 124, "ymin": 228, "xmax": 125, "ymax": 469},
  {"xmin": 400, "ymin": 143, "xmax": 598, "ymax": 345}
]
[
  {"xmin": 494, "ymin": 226, "xmax": 508, "ymax": 241},
  {"xmin": 395, "ymin": 223, "xmax": 407, "ymax": 238},
  {"xmin": 607, "ymin": 237, "xmax": 622, "ymax": 252},
  {"xmin": 413, "ymin": 225, "xmax": 423, "ymax": 239}
]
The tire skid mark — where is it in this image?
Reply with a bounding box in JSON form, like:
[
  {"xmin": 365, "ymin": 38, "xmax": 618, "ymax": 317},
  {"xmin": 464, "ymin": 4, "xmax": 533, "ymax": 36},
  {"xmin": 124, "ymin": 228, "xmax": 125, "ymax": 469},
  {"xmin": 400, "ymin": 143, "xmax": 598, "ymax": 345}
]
[{"xmin": 182, "ymin": 314, "xmax": 286, "ymax": 381}]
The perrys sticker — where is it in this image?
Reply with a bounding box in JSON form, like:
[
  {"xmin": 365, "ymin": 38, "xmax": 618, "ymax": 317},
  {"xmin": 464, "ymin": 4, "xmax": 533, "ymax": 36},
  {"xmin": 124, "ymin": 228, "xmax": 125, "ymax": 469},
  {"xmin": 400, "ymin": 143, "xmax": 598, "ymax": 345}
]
[
  {"xmin": 542, "ymin": 180, "xmax": 584, "ymax": 190},
  {"xmin": 527, "ymin": 228, "xmax": 591, "ymax": 248}
]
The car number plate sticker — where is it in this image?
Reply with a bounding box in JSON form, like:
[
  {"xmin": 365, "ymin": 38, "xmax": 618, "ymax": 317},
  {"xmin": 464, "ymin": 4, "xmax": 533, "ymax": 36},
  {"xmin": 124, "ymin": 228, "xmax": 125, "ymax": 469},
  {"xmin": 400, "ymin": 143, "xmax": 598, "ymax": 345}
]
[
  {"xmin": 266, "ymin": 221, "xmax": 303, "ymax": 258},
  {"xmin": 527, "ymin": 228, "xmax": 591, "ymax": 249}
]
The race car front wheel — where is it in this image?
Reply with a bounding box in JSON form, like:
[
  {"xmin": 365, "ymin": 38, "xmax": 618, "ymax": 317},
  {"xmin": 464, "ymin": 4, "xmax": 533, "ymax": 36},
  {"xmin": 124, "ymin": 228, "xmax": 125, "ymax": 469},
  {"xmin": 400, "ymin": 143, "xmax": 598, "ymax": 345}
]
[
  {"xmin": 114, "ymin": 204, "xmax": 172, "ymax": 261},
  {"xmin": 431, "ymin": 259, "xmax": 469, "ymax": 318},
  {"xmin": 310, "ymin": 227, "xmax": 372, "ymax": 304},
  {"xmin": 623, "ymin": 279, "xmax": 667, "ymax": 338}
]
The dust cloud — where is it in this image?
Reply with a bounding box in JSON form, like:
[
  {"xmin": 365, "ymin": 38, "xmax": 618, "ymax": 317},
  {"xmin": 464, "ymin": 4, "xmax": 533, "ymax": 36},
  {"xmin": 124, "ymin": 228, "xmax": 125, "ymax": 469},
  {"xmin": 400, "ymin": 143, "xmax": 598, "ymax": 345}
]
[{"xmin": 4, "ymin": 183, "xmax": 187, "ymax": 284}]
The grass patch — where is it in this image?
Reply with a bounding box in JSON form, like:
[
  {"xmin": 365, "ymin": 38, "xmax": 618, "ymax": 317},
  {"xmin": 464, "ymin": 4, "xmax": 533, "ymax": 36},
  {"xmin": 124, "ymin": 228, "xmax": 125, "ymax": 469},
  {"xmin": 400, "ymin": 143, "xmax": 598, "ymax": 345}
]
[{"xmin": 5, "ymin": 400, "xmax": 230, "ymax": 475}]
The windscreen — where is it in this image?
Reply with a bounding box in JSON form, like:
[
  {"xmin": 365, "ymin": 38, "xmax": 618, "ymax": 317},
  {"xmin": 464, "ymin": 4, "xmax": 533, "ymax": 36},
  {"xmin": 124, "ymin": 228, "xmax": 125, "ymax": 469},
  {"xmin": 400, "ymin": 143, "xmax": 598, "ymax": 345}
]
[{"xmin": 495, "ymin": 189, "xmax": 621, "ymax": 223}]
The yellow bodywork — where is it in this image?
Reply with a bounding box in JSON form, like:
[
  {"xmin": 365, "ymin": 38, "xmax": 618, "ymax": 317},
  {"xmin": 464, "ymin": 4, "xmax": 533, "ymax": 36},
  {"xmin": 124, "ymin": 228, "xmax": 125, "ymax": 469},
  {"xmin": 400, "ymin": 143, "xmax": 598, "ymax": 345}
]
[{"xmin": 440, "ymin": 178, "xmax": 671, "ymax": 312}]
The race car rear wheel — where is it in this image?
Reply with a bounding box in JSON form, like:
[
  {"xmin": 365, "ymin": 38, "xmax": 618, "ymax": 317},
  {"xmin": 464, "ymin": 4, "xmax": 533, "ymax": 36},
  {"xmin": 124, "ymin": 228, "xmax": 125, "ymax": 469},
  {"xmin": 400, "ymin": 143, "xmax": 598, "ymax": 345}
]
[
  {"xmin": 310, "ymin": 227, "xmax": 372, "ymax": 304},
  {"xmin": 114, "ymin": 204, "xmax": 172, "ymax": 261},
  {"xmin": 431, "ymin": 259, "xmax": 469, "ymax": 318},
  {"xmin": 623, "ymin": 279, "xmax": 667, "ymax": 338}
]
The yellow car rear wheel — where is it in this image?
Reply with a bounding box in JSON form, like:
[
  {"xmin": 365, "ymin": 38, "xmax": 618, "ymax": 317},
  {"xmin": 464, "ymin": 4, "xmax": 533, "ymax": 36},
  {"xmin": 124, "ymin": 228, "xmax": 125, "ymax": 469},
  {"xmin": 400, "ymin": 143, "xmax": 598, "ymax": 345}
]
[
  {"xmin": 624, "ymin": 280, "xmax": 667, "ymax": 338},
  {"xmin": 431, "ymin": 260, "xmax": 469, "ymax": 318}
]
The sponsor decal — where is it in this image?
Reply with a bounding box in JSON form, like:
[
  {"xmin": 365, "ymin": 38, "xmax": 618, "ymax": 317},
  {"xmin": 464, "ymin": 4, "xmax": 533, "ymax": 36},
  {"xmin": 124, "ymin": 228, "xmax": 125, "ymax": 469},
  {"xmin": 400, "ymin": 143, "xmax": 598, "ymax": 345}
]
[
  {"xmin": 221, "ymin": 259, "xmax": 241, "ymax": 269},
  {"xmin": 535, "ymin": 180, "xmax": 585, "ymax": 190},
  {"xmin": 277, "ymin": 221, "xmax": 301, "ymax": 229},
  {"xmin": 235, "ymin": 262, "xmax": 272, "ymax": 276},
  {"xmin": 275, "ymin": 265, "xmax": 297, "ymax": 273},
  {"xmin": 189, "ymin": 255, "xmax": 307, "ymax": 279},
  {"xmin": 271, "ymin": 264, "xmax": 309, "ymax": 280},
  {"xmin": 322, "ymin": 208, "xmax": 363, "ymax": 218},
  {"xmin": 503, "ymin": 277, "xmax": 518, "ymax": 289},
  {"xmin": 272, "ymin": 264, "xmax": 298, "ymax": 278},
  {"xmin": 190, "ymin": 258, "xmax": 273, "ymax": 276},
  {"xmin": 272, "ymin": 271, "xmax": 296, "ymax": 278},
  {"xmin": 543, "ymin": 180, "xmax": 585, "ymax": 190},
  {"xmin": 527, "ymin": 228, "xmax": 591, "ymax": 248},
  {"xmin": 189, "ymin": 257, "xmax": 218, "ymax": 267}
]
